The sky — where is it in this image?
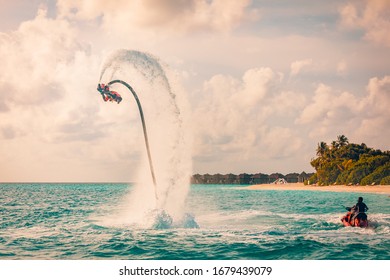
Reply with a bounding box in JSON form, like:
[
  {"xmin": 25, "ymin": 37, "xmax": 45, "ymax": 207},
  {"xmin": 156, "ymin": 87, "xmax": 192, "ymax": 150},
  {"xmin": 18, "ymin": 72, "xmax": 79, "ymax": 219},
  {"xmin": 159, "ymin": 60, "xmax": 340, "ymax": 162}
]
[{"xmin": 0, "ymin": 0, "xmax": 389, "ymax": 182}]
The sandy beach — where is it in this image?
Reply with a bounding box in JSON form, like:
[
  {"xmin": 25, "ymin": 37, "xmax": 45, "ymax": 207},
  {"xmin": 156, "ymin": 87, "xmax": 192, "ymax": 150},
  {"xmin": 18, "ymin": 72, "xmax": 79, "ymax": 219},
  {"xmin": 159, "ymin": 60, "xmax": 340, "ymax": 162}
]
[{"xmin": 246, "ymin": 183, "xmax": 390, "ymax": 195}]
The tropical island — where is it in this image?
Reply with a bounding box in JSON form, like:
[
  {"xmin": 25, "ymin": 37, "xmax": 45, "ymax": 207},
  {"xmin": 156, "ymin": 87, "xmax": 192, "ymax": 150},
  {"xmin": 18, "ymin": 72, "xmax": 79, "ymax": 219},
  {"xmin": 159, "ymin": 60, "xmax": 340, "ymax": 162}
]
[
  {"xmin": 191, "ymin": 135, "xmax": 390, "ymax": 187},
  {"xmin": 309, "ymin": 135, "xmax": 390, "ymax": 186}
]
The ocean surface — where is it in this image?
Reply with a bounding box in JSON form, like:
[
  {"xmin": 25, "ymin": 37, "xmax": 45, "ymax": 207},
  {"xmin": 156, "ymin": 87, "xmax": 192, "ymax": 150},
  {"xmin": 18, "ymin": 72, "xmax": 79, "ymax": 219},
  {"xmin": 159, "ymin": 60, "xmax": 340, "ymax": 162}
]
[{"xmin": 0, "ymin": 183, "xmax": 389, "ymax": 260}]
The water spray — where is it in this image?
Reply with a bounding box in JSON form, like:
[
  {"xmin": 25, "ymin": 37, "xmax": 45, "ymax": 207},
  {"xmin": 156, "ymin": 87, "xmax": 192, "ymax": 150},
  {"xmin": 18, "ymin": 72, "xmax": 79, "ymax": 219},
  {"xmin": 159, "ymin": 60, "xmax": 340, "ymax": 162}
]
[
  {"xmin": 97, "ymin": 50, "xmax": 198, "ymax": 229},
  {"xmin": 97, "ymin": 80, "xmax": 158, "ymax": 203}
]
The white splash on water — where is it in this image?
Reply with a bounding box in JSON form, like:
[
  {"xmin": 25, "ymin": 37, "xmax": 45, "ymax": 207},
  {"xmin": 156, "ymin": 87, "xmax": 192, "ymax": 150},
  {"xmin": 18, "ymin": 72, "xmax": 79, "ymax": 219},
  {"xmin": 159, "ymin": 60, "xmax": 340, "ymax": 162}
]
[{"xmin": 99, "ymin": 49, "xmax": 195, "ymax": 228}]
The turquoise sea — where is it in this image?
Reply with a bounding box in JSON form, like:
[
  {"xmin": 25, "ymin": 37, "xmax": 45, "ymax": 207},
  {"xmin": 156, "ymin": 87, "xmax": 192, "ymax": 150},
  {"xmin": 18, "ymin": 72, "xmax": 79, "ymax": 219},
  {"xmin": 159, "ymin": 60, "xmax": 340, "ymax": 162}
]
[{"xmin": 0, "ymin": 183, "xmax": 389, "ymax": 260}]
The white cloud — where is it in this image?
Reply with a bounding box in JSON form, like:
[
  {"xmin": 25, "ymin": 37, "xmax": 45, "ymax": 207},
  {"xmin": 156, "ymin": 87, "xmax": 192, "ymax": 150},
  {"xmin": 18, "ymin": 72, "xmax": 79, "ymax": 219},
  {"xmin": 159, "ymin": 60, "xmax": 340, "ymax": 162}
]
[
  {"xmin": 0, "ymin": 7, "xmax": 88, "ymax": 103},
  {"xmin": 357, "ymin": 76, "xmax": 390, "ymax": 138},
  {"xmin": 295, "ymin": 75, "xmax": 390, "ymax": 149},
  {"xmin": 290, "ymin": 59, "xmax": 312, "ymax": 77},
  {"xmin": 56, "ymin": 0, "xmax": 258, "ymax": 34},
  {"xmin": 296, "ymin": 84, "xmax": 333, "ymax": 125},
  {"xmin": 339, "ymin": 0, "xmax": 390, "ymax": 47},
  {"xmin": 262, "ymin": 126, "xmax": 303, "ymax": 158},
  {"xmin": 295, "ymin": 83, "xmax": 361, "ymax": 139},
  {"xmin": 192, "ymin": 67, "xmax": 306, "ymax": 172},
  {"xmin": 0, "ymin": 8, "xmax": 143, "ymax": 182},
  {"xmin": 361, "ymin": 75, "xmax": 390, "ymax": 115}
]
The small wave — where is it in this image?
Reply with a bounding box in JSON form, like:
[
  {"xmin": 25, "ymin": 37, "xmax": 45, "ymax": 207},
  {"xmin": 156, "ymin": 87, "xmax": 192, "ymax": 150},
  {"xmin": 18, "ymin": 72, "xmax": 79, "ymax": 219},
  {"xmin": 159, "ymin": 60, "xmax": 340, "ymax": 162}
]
[
  {"xmin": 152, "ymin": 210, "xmax": 173, "ymax": 229},
  {"xmin": 375, "ymin": 226, "xmax": 390, "ymax": 234},
  {"xmin": 152, "ymin": 210, "xmax": 199, "ymax": 229},
  {"xmin": 174, "ymin": 213, "xmax": 199, "ymax": 229},
  {"xmin": 5, "ymin": 226, "xmax": 62, "ymax": 239}
]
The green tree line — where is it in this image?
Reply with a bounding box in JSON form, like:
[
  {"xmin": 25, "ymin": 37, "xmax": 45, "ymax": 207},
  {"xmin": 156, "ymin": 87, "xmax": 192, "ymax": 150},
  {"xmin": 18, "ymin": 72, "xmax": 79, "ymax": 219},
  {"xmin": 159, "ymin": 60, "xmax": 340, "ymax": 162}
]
[{"xmin": 308, "ymin": 135, "xmax": 390, "ymax": 186}]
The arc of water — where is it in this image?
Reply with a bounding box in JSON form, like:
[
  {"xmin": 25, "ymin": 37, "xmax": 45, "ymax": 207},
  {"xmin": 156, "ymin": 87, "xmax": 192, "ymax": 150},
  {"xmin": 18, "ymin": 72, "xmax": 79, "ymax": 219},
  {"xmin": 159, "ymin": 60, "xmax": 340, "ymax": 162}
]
[{"xmin": 107, "ymin": 79, "xmax": 158, "ymax": 202}]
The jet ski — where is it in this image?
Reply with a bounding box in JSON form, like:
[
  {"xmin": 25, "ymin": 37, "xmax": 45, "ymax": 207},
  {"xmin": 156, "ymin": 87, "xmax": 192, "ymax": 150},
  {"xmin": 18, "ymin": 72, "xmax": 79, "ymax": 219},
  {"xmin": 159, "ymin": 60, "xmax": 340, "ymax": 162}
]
[{"xmin": 341, "ymin": 207, "xmax": 368, "ymax": 227}]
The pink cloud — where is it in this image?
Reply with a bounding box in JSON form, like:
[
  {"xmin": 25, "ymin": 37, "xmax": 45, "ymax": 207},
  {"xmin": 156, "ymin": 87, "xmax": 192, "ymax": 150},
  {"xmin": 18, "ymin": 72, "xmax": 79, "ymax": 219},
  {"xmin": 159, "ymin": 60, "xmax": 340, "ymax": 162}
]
[
  {"xmin": 340, "ymin": 0, "xmax": 390, "ymax": 47},
  {"xmin": 56, "ymin": 0, "xmax": 258, "ymax": 33}
]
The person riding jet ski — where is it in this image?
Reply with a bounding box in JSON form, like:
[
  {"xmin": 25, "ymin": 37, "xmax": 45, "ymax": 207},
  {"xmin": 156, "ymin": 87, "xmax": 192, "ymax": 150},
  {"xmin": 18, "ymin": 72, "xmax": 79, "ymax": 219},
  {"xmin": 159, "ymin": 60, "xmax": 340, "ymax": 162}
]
[{"xmin": 341, "ymin": 197, "xmax": 368, "ymax": 227}]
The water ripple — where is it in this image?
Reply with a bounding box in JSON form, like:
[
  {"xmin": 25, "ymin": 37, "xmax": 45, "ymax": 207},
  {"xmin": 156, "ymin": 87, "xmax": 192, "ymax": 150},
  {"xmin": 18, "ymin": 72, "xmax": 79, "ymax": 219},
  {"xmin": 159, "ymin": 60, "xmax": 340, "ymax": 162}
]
[{"xmin": 0, "ymin": 183, "xmax": 389, "ymax": 259}]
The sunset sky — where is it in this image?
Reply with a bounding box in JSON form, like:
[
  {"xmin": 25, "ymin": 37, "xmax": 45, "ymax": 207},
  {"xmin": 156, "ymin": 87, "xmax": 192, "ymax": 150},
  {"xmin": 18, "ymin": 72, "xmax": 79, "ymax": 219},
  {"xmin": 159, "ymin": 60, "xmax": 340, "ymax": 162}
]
[{"xmin": 0, "ymin": 0, "xmax": 389, "ymax": 182}]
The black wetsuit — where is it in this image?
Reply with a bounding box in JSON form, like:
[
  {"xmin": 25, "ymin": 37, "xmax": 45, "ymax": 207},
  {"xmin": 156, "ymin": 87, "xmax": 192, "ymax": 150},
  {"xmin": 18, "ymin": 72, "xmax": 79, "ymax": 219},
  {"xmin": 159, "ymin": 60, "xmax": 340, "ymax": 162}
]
[
  {"xmin": 355, "ymin": 202, "xmax": 368, "ymax": 213},
  {"xmin": 352, "ymin": 202, "xmax": 368, "ymax": 220}
]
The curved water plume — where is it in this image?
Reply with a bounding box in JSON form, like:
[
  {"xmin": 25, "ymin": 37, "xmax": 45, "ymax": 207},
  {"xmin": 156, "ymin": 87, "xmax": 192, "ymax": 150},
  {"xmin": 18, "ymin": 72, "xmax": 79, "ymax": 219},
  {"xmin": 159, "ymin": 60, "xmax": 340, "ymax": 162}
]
[
  {"xmin": 105, "ymin": 79, "xmax": 158, "ymax": 202},
  {"xmin": 99, "ymin": 49, "xmax": 195, "ymax": 228},
  {"xmin": 99, "ymin": 49, "xmax": 179, "ymax": 116}
]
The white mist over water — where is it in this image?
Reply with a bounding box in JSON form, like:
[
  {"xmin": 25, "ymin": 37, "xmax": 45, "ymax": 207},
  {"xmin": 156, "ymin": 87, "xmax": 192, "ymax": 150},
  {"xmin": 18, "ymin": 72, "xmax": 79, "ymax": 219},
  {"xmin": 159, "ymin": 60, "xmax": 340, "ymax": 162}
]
[{"xmin": 99, "ymin": 49, "xmax": 194, "ymax": 228}]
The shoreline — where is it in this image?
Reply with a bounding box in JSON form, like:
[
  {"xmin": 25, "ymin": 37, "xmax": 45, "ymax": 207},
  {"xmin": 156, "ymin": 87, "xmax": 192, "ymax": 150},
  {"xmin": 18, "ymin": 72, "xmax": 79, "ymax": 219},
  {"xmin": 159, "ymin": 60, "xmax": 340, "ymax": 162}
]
[{"xmin": 246, "ymin": 183, "xmax": 390, "ymax": 195}]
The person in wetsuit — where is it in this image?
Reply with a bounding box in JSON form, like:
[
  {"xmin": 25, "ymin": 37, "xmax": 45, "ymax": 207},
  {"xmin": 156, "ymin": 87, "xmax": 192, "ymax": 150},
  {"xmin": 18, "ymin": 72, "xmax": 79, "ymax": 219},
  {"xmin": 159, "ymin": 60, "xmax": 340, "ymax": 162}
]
[{"xmin": 351, "ymin": 197, "xmax": 368, "ymax": 223}]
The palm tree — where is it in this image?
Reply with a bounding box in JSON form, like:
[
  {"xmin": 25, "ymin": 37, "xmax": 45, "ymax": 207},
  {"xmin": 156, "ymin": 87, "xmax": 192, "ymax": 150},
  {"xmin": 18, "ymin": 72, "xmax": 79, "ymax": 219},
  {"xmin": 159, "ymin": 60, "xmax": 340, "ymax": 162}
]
[
  {"xmin": 316, "ymin": 141, "xmax": 329, "ymax": 158},
  {"xmin": 331, "ymin": 140, "xmax": 339, "ymax": 150},
  {"xmin": 330, "ymin": 140, "xmax": 340, "ymax": 159},
  {"xmin": 337, "ymin": 135, "xmax": 349, "ymax": 147}
]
